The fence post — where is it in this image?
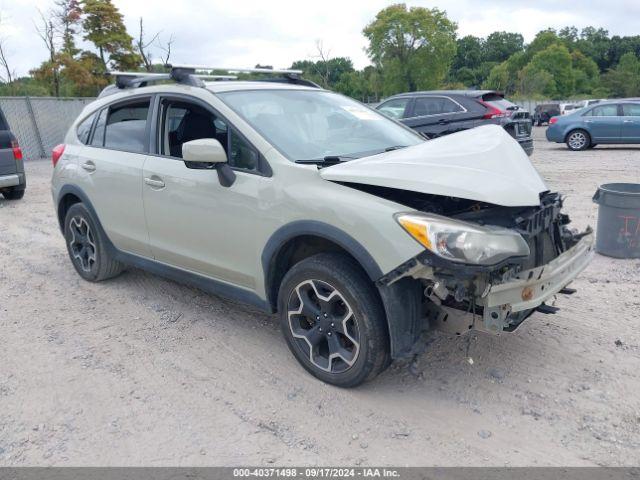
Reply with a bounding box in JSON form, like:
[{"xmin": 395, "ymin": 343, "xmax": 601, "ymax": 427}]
[{"xmin": 24, "ymin": 96, "xmax": 46, "ymax": 158}]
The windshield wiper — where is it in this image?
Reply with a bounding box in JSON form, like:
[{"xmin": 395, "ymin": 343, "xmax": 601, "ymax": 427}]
[
  {"xmin": 295, "ymin": 155, "xmax": 355, "ymax": 166},
  {"xmin": 384, "ymin": 145, "xmax": 409, "ymax": 152}
]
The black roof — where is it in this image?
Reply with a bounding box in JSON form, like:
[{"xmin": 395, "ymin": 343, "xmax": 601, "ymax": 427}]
[{"xmin": 389, "ymin": 89, "xmax": 499, "ymax": 99}]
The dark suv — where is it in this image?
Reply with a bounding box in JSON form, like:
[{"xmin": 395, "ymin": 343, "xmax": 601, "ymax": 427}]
[
  {"xmin": 0, "ymin": 108, "xmax": 25, "ymax": 200},
  {"xmin": 376, "ymin": 90, "xmax": 533, "ymax": 155}
]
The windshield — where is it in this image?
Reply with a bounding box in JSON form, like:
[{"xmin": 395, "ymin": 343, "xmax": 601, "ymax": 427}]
[{"xmin": 217, "ymin": 90, "xmax": 423, "ymax": 161}]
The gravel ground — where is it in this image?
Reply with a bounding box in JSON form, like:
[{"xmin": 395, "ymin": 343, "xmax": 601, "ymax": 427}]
[{"xmin": 0, "ymin": 128, "xmax": 639, "ymax": 466}]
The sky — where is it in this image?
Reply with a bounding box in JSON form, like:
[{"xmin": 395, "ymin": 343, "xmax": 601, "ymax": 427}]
[{"xmin": 1, "ymin": 0, "xmax": 639, "ymax": 77}]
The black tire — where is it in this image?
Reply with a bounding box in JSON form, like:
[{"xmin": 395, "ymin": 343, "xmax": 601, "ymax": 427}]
[
  {"xmin": 64, "ymin": 203, "xmax": 124, "ymax": 282},
  {"xmin": 277, "ymin": 253, "xmax": 390, "ymax": 388},
  {"xmin": 2, "ymin": 187, "xmax": 25, "ymax": 200},
  {"xmin": 565, "ymin": 129, "xmax": 591, "ymax": 151}
]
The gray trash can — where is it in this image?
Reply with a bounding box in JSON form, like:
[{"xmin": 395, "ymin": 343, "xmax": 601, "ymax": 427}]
[{"xmin": 592, "ymin": 183, "xmax": 640, "ymax": 258}]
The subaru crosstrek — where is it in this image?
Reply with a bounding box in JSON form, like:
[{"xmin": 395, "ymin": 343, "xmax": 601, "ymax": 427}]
[{"xmin": 51, "ymin": 67, "xmax": 593, "ymax": 387}]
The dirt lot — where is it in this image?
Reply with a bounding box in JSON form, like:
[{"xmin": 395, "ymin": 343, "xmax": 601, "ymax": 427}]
[{"xmin": 1, "ymin": 128, "xmax": 639, "ymax": 466}]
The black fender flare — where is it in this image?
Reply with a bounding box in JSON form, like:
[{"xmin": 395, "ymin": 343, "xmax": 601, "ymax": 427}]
[
  {"xmin": 56, "ymin": 184, "xmax": 118, "ymax": 256},
  {"xmin": 262, "ymin": 220, "xmax": 423, "ymax": 359},
  {"xmin": 261, "ymin": 220, "xmax": 383, "ymax": 308}
]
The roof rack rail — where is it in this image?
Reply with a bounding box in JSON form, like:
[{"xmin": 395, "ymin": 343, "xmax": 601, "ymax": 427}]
[
  {"xmin": 99, "ymin": 64, "xmax": 319, "ymax": 97},
  {"xmin": 166, "ymin": 64, "xmax": 320, "ymax": 88}
]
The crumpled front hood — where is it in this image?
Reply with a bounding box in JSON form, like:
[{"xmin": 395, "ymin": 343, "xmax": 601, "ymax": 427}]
[{"xmin": 320, "ymin": 125, "xmax": 547, "ymax": 207}]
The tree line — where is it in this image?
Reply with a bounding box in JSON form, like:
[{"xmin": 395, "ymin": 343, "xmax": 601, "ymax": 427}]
[{"xmin": 1, "ymin": 1, "xmax": 639, "ymax": 100}]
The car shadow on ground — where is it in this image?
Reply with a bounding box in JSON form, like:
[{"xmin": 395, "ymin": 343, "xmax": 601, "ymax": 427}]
[{"xmin": 116, "ymin": 266, "xmax": 545, "ymax": 397}]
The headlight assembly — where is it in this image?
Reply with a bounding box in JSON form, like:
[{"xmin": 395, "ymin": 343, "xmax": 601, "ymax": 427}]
[{"xmin": 396, "ymin": 212, "xmax": 530, "ymax": 266}]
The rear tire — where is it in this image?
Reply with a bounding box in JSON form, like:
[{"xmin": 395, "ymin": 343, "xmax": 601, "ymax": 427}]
[
  {"xmin": 2, "ymin": 187, "xmax": 25, "ymax": 200},
  {"xmin": 566, "ymin": 129, "xmax": 591, "ymax": 151},
  {"xmin": 64, "ymin": 203, "xmax": 124, "ymax": 282},
  {"xmin": 277, "ymin": 253, "xmax": 390, "ymax": 388}
]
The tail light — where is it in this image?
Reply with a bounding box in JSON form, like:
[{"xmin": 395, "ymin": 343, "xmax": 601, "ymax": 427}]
[
  {"xmin": 549, "ymin": 117, "xmax": 558, "ymax": 125},
  {"xmin": 11, "ymin": 139, "xmax": 23, "ymax": 161},
  {"xmin": 52, "ymin": 144, "xmax": 66, "ymax": 167},
  {"xmin": 478, "ymin": 100, "xmax": 507, "ymax": 119}
]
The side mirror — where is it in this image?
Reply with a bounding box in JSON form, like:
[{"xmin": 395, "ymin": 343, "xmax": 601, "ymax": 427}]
[
  {"xmin": 182, "ymin": 138, "xmax": 236, "ymax": 187},
  {"xmin": 182, "ymin": 138, "xmax": 227, "ymax": 164}
]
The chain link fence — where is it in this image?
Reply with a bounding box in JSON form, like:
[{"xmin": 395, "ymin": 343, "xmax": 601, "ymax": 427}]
[{"xmin": 0, "ymin": 97, "xmax": 95, "ymax": 160}]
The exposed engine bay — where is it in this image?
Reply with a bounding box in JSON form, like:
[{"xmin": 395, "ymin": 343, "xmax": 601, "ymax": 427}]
[{"xmin": 356, "ymin": 183, "xmax": 594, "ymax": 348}]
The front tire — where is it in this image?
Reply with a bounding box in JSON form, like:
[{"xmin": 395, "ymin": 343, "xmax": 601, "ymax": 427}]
[
  {"xmin": 566, "ymin": 129, "xmax": 590, "ymax": 151},
  {"xmin": 64, "ymin": 203, "xmax": 124, "ymax": 282},
  {"xmin": 278, "ymin": 253, "xmax": 390, "ymax": 387}
]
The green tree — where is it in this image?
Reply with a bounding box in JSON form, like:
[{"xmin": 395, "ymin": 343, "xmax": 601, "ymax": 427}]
[
  {"xmin": 56, "ymin": 0, "xmax": 83, "ymax": 56},
  {"xmin": 607, "ymin": 35, "xmax": 640, "ymax": 69},
  {"xmin": 571, "ymin": 50, "xmax": 599, "ymax": 93},
  {"xmin": 576, "ymin": 27, "xmax": 611, "ymax": 71},
  {"xmin": 483, "ymin": 31, "xmax": 524, "ymax": 63},
  {"xmin": 602, "ymin": 52, "xmax": 640, "ymax": 97},
  {"xmin": 291, "ymin": 56, "xmax": 354, "ymax": 89},
  {"xmin": 483, "ymin": 62, "xmax": 509, "ymax": 92},
  {"xmin": 518, "ymin": 65, "xmax": 556, "ymax": 97},
  {"xmin": 363, "ymin": 3, "xmax": 457, "ymax": 95},
  {"xmin": 452, "ymin": 35, "xmax": 483, "ymax": 71},
  {"xmin": 527, "ymin": 29, "xmax": 560, "ymax": 58},
  {"xmin": 82, "ymin": 0, "xmax": 140, "ymax": 70},
  {"xmin": 527, "ymin": 43, "xmax": 575, "ymax": 97}
]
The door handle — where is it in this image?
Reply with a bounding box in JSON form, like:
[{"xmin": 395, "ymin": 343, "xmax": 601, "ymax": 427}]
[
  {"xmin": 584, "ymin": 120, "xmax": 593, "ymax": 123},
  {"xmin": 144, "ymin": 177, "xmax": 165, "ymax": 189},
  {"xmin": 623, "ymin": 119, "xmax": 634, "ymax": 123},
  {"xmin": 81, "ymin": 161, "xmax": 96, "ymax": 172}
]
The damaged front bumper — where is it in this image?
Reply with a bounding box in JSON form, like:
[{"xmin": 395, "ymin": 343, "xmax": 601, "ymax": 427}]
[{"xmin": 428, "ymin": 233, "xmax": 594, "ymax": 335}]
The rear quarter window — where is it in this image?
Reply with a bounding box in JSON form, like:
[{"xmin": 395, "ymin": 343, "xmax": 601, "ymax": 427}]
[{"xmin": 76, "ymin": 112, "xmax": 96, "ymax": 145}]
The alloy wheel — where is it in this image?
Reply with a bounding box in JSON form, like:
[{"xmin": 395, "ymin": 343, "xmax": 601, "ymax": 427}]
[
  {"xmin": 69, "ymin": 216, "xmax": 97, "ymax": 273},
  {"xmin": 287, "ymin": 279, "xmax": 360, "ymax": 374},
  {"xmin": 568, "ymin": 131, "xmax": 587, "ymax": 150}
]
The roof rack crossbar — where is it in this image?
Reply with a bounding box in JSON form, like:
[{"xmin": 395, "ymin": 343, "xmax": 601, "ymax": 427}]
[
  {"xmin": 101, "ymin": 64, "xmax": 319, "ymax": 97},
  {"xmin": 166, "ymin": 64, "xmax": 303, "ymax": 75},
  {"xmin": 107, "ymin": 71, "xmax": 171, "ymax": 89}
]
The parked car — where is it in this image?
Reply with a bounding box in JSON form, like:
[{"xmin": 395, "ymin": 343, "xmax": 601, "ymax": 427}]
[
  {"xmin": 533, "ymin": 103, "xmax": 561, "ymax": 126},
  {"xmin": 376, "ymin": 90, "xmax": 534, "ymax": 155},
  {"xmin": 574, "ymin": 99, "xmax": 603, "ymax": 109},
  {"xmin": 546, "ymin": 100, "xmax": 640, "ymax": 150},
  {"xmin": 559, "ymin": 103, "xmax": 581, "ymax": 116},
  {"xmin": 51, "ymin": 66, "xmax": 593, "ymax": 387},
  {"xmin": 0, "ymin": 108, "xmax": 26, "ymax": 200}
]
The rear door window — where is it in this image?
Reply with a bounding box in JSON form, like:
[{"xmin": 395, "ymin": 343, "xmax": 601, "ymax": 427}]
[
  {"xmin": 104, "ymin": 100, "xmax": 150, "ymax": 153},
  {"xmin": 585, "ymin": 105, "xmax": 618, "ymax": 117},
  {"xmin": 622, "ymin": 104, "xmax": 640, "ymax": 116},
  {"xmin": 413, "ymin": 97, "xmax": 462, "ymax": 117},
  {"xmin": 413, "ymin": 97, "xmax": 463, "ymax": 117}
]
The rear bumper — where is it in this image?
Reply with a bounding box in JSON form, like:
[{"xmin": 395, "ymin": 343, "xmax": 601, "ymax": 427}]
[
  {"xmin": 0, "ymin": 173, "xmax": 24, "ymax": 189},
  {"xmin": 545, "ymin": 126, "xmax": 564, "ymax": 143},
  {"xmin": 479, "ymin": 233, "xmax": 594, "ymax": 333}
]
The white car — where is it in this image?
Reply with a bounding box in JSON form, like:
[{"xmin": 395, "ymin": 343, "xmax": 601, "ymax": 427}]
[{"xmin": 50, "ymin": 65, "xmax": 594, "ymax": 387}]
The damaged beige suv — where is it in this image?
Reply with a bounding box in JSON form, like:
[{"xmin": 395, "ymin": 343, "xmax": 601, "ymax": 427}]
[{"xmin": 51, "ymin": 66, "xmax": 593, "ymax": 387}]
